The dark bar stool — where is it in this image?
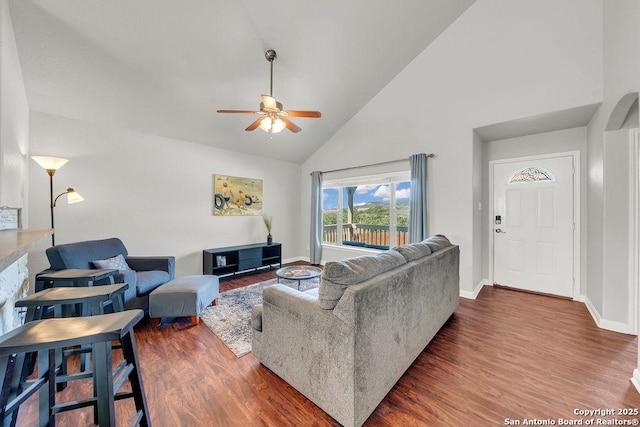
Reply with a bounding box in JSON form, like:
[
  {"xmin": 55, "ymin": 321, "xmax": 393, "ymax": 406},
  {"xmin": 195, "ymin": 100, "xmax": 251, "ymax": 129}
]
[
  {"xmin": 36, "ymin": 268, "xmax": 117, "ymax": 292},
  {"xmin": 35, "ymin": 269, "xmax": 119, "ymax": 322},
  {"xmin": 15, "ymin": 283, "xmax": 129, "ymax": 387},
  {"xmin": 0, "ymin": 310, "xmax": 150, "ymax": 427},
  {"xmin": 18, "ymin": 282, "xmax": 128, "ymax": 321}
]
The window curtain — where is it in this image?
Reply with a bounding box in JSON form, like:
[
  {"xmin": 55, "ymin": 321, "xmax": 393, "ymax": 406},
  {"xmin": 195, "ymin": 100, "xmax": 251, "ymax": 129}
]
[
  {"xmin": 409, "ymin": 153, "xmax": 428, "ymax": 243},
  {"xmin": 310, "ymin": 171, "xmax": 323, "ymax": 264}
]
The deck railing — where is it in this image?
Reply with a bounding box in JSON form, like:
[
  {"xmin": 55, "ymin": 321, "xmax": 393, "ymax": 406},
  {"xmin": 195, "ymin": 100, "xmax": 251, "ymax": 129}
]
[{"xmin": 322, "ymin": 224, "xmax": 409, "ymax": 249}]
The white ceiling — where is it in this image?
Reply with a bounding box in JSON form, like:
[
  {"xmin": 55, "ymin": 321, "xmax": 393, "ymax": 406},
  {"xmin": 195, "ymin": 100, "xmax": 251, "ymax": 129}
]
[{"xmin": 8, "ymin": 0, "xmax": 476, "ymax": 163}]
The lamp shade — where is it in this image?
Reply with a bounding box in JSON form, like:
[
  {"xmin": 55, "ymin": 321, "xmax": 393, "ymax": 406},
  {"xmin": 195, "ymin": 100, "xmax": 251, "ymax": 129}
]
[
  {"xmin": 53, "ymin": 187, "xmax": 84, "ymax": 208},
  {"xmin": 66, "ymin": 188, "xmax": 84, "ymax": 204},
  {"xmin": 272, "ymin": 118, "xmax": 286, "ymax": 133},
  {"xmin": 259, "ymin": 117, "xmax": 272, "ymax": 132},
  {"xmin": 31, "ymin": 156, "xmax": 69, "ymax": 171},
  {"xmin": 259, "ymin": 117, "xmax": 286, "ymax": 134}
]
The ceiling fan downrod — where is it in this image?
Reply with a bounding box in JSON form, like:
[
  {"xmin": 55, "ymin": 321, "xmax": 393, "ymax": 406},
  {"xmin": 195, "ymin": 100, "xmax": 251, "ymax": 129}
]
[{"xmin": 265, "ymin": 49, "xmax": 277, "ymax": 97}]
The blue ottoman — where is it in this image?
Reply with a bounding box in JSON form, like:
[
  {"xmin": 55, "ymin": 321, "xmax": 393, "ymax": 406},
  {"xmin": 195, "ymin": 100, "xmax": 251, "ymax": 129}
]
[{"xmin": 149, "ymin": 275, "xmax": 219, "ymax": 326}]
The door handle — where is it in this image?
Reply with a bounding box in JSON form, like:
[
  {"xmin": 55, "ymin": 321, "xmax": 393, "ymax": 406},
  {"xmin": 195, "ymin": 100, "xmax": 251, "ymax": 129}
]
[{"xmin": 495, "ymin": 229, "xmax": 507, "ymax": 234}]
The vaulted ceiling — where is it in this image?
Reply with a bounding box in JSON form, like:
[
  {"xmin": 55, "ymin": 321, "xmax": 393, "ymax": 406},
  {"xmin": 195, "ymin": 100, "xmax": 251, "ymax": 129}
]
[{"xmin": 8, "ymin": 0, "xmax": 476, "ymax": 163}]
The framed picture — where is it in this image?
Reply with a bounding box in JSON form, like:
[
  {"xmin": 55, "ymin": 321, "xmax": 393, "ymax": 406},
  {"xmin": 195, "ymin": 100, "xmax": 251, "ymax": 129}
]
[
  {"xmin": 0, "ymin": 207, "xmax": 22, "ymax": 230},
  {"xmin": 213, "ymin": 175, "xmax": 263, "ymax": 216}
]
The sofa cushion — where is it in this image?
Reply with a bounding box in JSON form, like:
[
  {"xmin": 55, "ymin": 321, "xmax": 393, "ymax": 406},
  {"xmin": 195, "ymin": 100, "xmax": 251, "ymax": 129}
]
[
  {"xmin": 136, "ymin": 270, "xmax": 170, "ymax": 295},
  {"xmin": 422, "ymin": 235, "xmax": 452, "ymax": 253},
  {"xmin": 392, "ymin": 242, "xmax": 432, "ymax": 262},
  {"xmin": 92, "ymin": 254, "xmax": 131, "ymax": 271},
  {"xmin": 319, "ymin": 250, "xmax": 406, "ymax": 310}
]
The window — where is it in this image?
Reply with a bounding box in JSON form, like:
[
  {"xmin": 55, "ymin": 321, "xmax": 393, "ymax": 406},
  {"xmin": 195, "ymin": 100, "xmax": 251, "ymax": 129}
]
[
  {"xmin": 322, "ymin": 173, "xmax": 410, "ymax": 250},
  {"xmin": 509, "ymin": 167, "xmax": 554, "ymax": 183}
]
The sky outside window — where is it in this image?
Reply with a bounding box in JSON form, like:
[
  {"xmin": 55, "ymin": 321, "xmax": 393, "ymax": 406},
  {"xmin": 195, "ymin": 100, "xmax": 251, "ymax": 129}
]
[{"xmin": 323, "ymin": 182, "xmax": 410, "ymax": 209}]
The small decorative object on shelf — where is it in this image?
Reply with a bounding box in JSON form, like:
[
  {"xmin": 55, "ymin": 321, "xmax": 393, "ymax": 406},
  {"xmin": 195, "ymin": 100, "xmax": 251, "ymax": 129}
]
[
  {"xmin": 263, "ymin": 214, "xmax": 273, "ymax": 245},
  {"xmin": 0, "ymin": 207, "xmax": 22, "ymax": 230}
]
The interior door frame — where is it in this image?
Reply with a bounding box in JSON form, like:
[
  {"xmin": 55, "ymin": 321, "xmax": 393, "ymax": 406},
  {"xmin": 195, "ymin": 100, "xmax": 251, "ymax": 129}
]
[
  {"xmin": 631, "ymin": 129, "xmax": 639, "ymax": 335},
  {"xmin": 488, "ymin": 151, "xmax": 581, "ymax": 300}
]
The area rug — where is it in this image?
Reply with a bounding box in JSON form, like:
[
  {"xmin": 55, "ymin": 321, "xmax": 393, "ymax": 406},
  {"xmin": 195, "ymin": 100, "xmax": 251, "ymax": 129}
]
[{"xmin": 200, "ymin": 277, "xmax": 319, "ymax": 357}]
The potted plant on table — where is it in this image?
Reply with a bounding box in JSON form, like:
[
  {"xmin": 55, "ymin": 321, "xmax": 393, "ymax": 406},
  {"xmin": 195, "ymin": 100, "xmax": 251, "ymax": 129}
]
[{"xmin": 263, "ymin": 214, "xmax": 273, "ymax": 245}]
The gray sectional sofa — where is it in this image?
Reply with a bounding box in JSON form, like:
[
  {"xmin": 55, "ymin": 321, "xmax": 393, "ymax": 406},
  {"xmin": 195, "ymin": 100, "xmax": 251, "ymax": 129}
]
[
  {"xmin": 36, "ymin": 237, "xmax": 175, "ymax": 312},
  {"xmin": 251, "ymin": 235, "xmax": 460, "ymax": 427}
]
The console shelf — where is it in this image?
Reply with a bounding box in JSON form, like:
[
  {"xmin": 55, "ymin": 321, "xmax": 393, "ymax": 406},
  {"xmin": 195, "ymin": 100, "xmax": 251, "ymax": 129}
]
[{"xmin": 203, "ymin": 242, "xmax": 282, "ymax": 278}]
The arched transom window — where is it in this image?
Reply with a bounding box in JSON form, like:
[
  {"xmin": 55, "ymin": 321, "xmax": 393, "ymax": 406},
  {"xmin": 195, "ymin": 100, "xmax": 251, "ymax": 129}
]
[{"xmin": 508, "ymin": 167, "xmax": 554, "ymax": 184}]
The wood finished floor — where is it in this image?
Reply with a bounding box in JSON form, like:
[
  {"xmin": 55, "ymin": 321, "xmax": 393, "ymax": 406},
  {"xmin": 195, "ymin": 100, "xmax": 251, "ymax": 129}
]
[{"xmin": 16, "ymin": 264, "xmax": 640, "ymax": 426}]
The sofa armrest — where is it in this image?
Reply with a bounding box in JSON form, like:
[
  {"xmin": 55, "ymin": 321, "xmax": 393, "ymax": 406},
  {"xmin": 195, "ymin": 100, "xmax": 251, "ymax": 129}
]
[
  {"xmin": 256, "ymin": 284, "xmax": 355, "ymax": 425},
  {"xmin": 125, "ymin": 256, "xmax": 175, "ymax": 280},
  {"xmin": 262, "ymin": 284, "xmax": 322, "ymax": 311}
]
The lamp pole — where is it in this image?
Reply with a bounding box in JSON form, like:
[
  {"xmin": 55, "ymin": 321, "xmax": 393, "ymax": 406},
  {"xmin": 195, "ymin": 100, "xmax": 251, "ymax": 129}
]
[
  {"xmin": 31, "ymin": 156, "xmax": 83, "ymax": 246},
  {"xmin": 47, "ymin": 169, "xmax": 56, "ymax": 246}
]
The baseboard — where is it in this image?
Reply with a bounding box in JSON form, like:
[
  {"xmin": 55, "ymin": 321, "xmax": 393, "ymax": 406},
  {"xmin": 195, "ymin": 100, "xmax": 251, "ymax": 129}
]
[
  {"xmin": 283, "ymin": 256, "xmax": 309, "ymax": 264},
  {"xmin": 573, "ymin": 294, "xmax": 586, "ymax": 303},
  {"xmin": 584, "ymin": 297, "xmax": 634, "ymax": 335},
  {"xmin": 632, "ymin": 369, "xmax": 640, "ymax": 394},
  {"xmin": 460, "ymin": 279, "xmax": 490, "ymax": 300}
]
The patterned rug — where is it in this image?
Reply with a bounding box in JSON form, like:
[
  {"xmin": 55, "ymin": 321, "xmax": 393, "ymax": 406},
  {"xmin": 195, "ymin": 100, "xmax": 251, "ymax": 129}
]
[{"xmin": 200, "ymin": 277, "xmax": 320, "ymax": 357}]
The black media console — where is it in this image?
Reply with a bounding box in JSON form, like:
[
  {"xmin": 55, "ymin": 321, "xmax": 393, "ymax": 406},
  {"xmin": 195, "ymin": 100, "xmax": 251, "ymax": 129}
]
[{"xmin": 202, "ymin": 242, "xmax": 282, "ymax": 278}]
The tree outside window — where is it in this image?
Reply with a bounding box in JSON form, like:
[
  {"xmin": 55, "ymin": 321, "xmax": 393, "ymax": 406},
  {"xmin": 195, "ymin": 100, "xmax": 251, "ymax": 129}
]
[{"xmin": 322, "ymin": 177, "xmax": 410, "ymax": 250}]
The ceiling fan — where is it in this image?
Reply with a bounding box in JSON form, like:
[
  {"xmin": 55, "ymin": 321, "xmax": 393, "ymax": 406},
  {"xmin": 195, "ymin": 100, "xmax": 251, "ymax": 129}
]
[{"xmin": 217, "ymin": 49, "xmax": 321, "ymax": 134}]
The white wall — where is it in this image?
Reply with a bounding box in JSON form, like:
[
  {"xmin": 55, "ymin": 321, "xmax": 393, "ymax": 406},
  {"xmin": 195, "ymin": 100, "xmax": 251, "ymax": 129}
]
[
  {"xmin": 602, "ymin": 128, "xmax": 634, "ymax": 326},
  {"xmin": 27, "ymin": 111, "xmax": 303, "ymax": 279},
  {"xmin": 586, "ymin": 0, "xmax": 640, "ymax": 334},
  {"xmin": 471, "ymin": 131, "xmax": 484, "ymax": 293},
  {"xmin": 0, "ymin": 0, "xmax": 29, "ymax": 212},
  {"xmin": 301, "ymin": 0, "xmax": 602, "ymax": 293},
  {"xmin": 481, "ymin": 127, "xmax": 588, "ymax": 295}
]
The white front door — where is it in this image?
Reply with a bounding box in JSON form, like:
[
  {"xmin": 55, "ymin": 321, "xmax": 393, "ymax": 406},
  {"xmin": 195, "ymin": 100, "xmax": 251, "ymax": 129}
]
[{"xmin": 492, "ymin": 155, "xmax": 574, "ymax": 297}]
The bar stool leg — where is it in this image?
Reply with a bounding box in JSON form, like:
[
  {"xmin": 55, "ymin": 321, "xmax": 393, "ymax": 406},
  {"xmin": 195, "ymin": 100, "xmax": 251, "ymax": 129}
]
[
  {"xmin": 37, "ymin": 349, "xmax": 55, "ymax": 427},
  {"xmin": 0, "ymin": 354, "xmax": 18, "ymax": 426},
  {"xmin": 92, "ymin": 341, "xmax": 114, "ymax": 427},
  {"xmin": 120, "ymin": 332, "xmax": 151, "ymax": 427}
]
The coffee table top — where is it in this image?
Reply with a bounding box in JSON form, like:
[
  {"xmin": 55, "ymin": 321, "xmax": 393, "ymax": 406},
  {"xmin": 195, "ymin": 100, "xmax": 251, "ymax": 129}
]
[{"xmin": 276, "ymin": 266, "xmax": 322, "ymax": 280}]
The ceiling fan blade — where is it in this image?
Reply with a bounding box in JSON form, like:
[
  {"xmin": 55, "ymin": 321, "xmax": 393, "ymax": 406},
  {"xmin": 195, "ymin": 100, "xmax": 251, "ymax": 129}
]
[
  {"xmin": 282, "ymin": 118, "xmax": 301, "ymax": 133},
  {"xmin": 245, "ymin": 118, "xmax": 263, "ymax": 131},
  {"xmin": 284, "ymin": 110, "xmax": 322, "ymax": 118},
  {"xmin": 217, "ymin": 109, "xmax": 260, "ymax": 114}
]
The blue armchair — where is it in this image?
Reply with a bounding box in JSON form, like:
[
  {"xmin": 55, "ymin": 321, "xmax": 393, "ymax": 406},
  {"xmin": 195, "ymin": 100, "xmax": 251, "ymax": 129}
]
[{"xmin": 36, "ymin": 238, "xmax": 175, "ymax": 312}]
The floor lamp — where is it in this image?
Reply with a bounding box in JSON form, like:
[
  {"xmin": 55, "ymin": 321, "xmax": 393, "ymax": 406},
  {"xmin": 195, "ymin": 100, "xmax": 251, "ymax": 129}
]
[{"xmin": 31, "ymin": 156, "xmax": 84, "ymax": 246}]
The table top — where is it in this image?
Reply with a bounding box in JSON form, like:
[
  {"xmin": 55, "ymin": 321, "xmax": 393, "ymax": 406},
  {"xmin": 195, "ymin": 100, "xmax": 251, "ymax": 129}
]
[
  {"xmin": 0, "ymin": 310, "xmax": 144, "ymax": 352},
  {"xmin": 16, "ymin": 283, "xmax": 129, "ymax": 307},
  {"xmin": 37, "ymin": 268, "xmax": 117, "ymax": 281},
  {"xmin": 0, "ymin": 228, "xmax": 51, "ymax": 272},
  {"xmin": 203, "ymin": 242, "xmax": 281, "ymax": 253},
  {"xmin": 276, "ymin": 266, "xmax": 322, "ymax": 280}
]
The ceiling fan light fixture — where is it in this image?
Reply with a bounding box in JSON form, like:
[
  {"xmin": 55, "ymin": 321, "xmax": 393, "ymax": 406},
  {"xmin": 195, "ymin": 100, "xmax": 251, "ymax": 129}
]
[
  {"xmin": 272, "ymin": 118, "xmax": 286, "ymax": 133},
  {"xmin": 259, "ymin": 117, "xmax": 272, "ymax": 132},
  {"xmin": 260, "ymin": 117, "xmax": 286, "ymax": 133}
]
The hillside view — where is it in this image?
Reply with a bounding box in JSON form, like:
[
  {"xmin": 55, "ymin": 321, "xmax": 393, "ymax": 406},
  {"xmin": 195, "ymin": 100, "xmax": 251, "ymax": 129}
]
[{"xmin": 323, "ymin": 201, "xmax": 410, "ymax": 227}]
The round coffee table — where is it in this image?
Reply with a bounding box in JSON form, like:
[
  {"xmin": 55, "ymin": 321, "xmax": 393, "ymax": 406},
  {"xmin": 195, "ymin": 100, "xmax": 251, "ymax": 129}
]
[{"xmin": 276, "ymin": 266, "xmax": 322, "ymax": 290}]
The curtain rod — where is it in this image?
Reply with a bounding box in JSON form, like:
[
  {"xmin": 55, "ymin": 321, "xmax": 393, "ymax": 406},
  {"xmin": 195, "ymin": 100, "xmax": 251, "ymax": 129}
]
[{"xmin": 311, "ymin": 153, "xmax": 434, "ymax": 176}]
